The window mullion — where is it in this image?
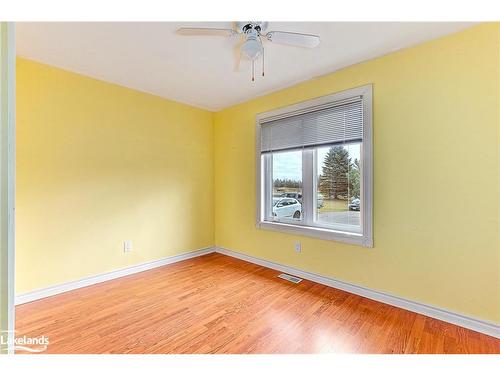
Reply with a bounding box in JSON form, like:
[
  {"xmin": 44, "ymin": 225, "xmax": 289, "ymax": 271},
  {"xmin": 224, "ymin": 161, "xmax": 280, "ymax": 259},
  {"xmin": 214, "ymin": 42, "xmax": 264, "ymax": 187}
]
[
  {"xmin": 302, "ymin": 148, "xmax": 314, "ymax": 226},
  {"xmin": 264, "ymin": 153, "xmax": 273, "ymax": 221}
]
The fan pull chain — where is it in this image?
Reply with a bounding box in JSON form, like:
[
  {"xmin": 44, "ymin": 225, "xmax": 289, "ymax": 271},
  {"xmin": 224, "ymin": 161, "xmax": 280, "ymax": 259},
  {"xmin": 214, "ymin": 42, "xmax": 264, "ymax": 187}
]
[
  {"xmin": 262, "ymin": 47, "xmax": 265, "ymax": 77},
  {"xmin": 252, "ymin": 59, "xmax": 255, "ymax": 82}
]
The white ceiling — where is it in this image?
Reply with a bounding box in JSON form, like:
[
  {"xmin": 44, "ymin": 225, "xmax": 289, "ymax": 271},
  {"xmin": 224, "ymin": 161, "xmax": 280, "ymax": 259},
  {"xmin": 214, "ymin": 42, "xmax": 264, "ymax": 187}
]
[{"xmin": 16, "ymin": 22, "xmax": 475, "ymax": 111}]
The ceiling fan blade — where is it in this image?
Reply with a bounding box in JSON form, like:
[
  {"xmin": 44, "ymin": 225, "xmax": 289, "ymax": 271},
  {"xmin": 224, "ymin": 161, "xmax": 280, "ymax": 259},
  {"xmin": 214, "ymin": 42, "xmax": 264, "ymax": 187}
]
[
  {"xmin": 233, "ymin": 44, "xmax": 242, "ymax": 72},
  {"xmin": 266, "ymin": 31, "xmax": 320, "ymax": 48},
  {"xmin": 176, "ymin": 27, "xmax": 236, "ymax": 37}
]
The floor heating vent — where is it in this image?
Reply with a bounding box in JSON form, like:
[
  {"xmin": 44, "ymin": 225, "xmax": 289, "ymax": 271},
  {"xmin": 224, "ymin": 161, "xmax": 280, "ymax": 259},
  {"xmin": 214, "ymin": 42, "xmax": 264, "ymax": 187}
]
[{"xmin": 278, "ymin": 273, "xmax": 303, "ymax": 284}]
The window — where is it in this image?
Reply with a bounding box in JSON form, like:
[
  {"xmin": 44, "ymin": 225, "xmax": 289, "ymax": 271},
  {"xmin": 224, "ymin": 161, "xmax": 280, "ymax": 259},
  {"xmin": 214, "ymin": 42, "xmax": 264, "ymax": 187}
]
[
  {"xmin": 256, "ymin": 85, "xmax": 373, "ymax": 247},
  {"xmin": 272, "ymin": 150, "xmax": 302, "ymax": 222}
]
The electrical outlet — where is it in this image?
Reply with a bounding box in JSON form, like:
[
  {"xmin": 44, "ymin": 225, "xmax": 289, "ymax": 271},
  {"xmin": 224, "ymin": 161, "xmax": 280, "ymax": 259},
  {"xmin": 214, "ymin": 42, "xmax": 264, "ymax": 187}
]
[
  {"xmin": 123, "ymin": 240, "xmax": 133, "ymax": 253},
  {"xmin": 294, "ymin": 241, "xmax": 301, "ymax": 253}
]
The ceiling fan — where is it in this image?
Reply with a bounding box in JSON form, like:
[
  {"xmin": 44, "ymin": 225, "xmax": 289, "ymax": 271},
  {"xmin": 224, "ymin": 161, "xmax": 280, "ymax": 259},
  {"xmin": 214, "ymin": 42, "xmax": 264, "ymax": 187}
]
[{"xmin": 176, "ymin": 22, "xmax": 320, "ymax": 82}]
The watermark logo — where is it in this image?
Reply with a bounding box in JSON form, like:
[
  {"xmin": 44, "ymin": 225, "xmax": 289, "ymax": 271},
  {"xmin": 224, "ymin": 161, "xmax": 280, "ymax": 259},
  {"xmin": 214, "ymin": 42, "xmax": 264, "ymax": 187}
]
[{"xmin": 0, "ymin": 330, "xmax": 49, "ymax": 353}]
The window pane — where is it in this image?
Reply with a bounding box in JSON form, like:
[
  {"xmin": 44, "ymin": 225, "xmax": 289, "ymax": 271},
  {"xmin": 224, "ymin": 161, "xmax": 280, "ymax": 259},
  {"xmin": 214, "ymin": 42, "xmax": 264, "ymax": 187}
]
[
  {"xmin": 315, "ymin": 144, "xmax": 361, "ymax": 233},
  {"xmin": 272, "ymin": 150, "xmax": 302, "ymax": 221}
]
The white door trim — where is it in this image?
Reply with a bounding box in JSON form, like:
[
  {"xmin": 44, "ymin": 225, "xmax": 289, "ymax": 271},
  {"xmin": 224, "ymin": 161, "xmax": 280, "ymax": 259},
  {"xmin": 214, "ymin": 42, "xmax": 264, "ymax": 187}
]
[{"xmin": 0, "ymin": 22, "xmax": 15, "ymax": 355}]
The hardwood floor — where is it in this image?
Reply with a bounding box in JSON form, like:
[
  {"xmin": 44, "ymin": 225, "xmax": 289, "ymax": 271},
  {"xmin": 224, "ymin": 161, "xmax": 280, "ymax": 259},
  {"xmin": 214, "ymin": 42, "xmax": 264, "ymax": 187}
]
[{"xmin": 15, "ymin": 253, "xmax": 500, "ymax": 354}]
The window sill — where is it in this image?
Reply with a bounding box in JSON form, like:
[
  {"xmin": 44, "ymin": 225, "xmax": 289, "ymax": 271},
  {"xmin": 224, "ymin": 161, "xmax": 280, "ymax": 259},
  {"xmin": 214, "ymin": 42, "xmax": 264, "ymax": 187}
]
[{"xmin": 257, "ymin": 220, "xmax": 373, "ymax": 248}]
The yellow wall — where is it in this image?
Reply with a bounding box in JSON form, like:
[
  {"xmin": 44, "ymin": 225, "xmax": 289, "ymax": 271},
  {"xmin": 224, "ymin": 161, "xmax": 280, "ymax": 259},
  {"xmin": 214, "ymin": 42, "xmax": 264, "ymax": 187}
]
[
  {"xmin": 214, "ymin": 23, "xmax": 500, "ymax": 323},
  {"xmin": 16, "ymin": 58, "xmax": 214, "ymax": 294}
]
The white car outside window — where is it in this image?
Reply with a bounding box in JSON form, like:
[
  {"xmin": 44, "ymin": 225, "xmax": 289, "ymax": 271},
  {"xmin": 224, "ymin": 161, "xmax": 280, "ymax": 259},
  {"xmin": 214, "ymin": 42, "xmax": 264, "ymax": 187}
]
[{"xmin": 272, "ymin": 198, "xmax": 302, "ymax": 220}]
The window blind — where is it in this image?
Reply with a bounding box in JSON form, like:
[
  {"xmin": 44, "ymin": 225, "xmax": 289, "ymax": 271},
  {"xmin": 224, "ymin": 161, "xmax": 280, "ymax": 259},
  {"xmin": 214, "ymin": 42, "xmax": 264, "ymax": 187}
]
[{"xmin": 260, "ymin": 98, "xmax": 363, "ymax": 153}]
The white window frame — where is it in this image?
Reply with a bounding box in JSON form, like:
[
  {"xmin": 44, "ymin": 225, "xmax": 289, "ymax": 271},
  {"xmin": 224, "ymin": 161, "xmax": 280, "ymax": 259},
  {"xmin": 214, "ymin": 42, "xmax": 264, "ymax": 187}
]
[{"xmin": 255, "ymin": 84, "xmax": 373, "ymax": 247}]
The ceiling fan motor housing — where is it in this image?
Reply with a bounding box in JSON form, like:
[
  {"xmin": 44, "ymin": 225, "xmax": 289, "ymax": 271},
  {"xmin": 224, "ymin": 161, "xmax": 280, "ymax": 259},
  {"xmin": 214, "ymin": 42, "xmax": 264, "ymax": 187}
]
[{"xmin": 236, "ymin": 22, "xmax": 268, "ymax": 34}]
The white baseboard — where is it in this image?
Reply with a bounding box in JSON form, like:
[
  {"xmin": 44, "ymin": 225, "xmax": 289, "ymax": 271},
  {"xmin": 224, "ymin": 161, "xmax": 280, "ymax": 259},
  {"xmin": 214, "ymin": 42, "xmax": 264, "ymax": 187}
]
[
  {"xmin": 215, "ymin": 247, "xmax": 500, "ymax": 339},
  {"xmin": 15, "ymin": 247, "xmax": 215, "ymax": 305},
  {"xmin": 15, "ymin": 244, "xmax": 499, "ymax": 339}
]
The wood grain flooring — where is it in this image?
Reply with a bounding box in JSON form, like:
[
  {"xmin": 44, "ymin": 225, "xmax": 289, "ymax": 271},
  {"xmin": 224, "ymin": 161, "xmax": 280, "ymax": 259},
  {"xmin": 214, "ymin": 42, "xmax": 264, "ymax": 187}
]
[{"xmin": 15, "ymin": 253, "xmax": 500, "ymax": 354}]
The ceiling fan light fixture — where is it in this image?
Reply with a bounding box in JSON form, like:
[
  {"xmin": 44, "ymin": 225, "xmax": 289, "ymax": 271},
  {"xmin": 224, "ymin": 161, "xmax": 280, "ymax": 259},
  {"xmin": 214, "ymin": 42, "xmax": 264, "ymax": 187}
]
[{"xmin": 241, "ymin": 38, "xmax": 262, "ymax": 60}]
